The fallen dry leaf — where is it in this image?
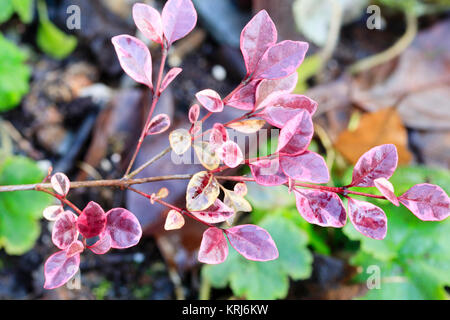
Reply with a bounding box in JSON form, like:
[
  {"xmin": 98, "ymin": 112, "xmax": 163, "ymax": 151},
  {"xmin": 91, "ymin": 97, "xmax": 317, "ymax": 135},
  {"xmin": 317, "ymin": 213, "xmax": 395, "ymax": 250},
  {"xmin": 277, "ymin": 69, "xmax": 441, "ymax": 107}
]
[{"xmin": 335, "ymin": 107, "xmax": 412, "ymax": 165}]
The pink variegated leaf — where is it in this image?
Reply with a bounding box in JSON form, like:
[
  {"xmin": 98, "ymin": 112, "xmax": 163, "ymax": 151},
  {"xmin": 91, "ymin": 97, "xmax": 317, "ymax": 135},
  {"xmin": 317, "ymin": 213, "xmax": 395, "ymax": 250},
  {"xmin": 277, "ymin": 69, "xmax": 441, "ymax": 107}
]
[
  {"xmin": 191, "ymin": 121, "xmax": 202, "ymax": 135},
  {"xmin": 88, "ymin": 233, "xmax": 112, "ymax": 255},
  {"xmin": 44, "ymin": 250, "xmax": 80, "ymax": 290},
  {"xmin": 240, "ymin": 10, "xmax": 277, "ymax": 76},
  {"xmin": 257, "ymin": 94, "xmax": 317, "ymax": 128},
  {"xmin": 186, "ymin": 171, "xmax": 220, "ymax": 211},
  {"xmin": 52, "ymin": 211, "xmax": 78, "ymax": 249},
  {"xmin": 196, "ymin": 89, "xmax": 224, "ymax": 113},
  {"xmin": 191, "ymin": 199, "xmax": 234, "ymax": 224},
  {"xmin": 209, "ymin": 123, "xmax": 228, "ymax": 150},
  {"xmin": 160, "ymin": 67, "xmax": 182, "ymax": 93},
  {"xmin": 280, "ymin": 151, "xmax": 329, "ymax": 183},
  {"xmin": 250, "ymin": 158, "xmax": 288, "ymax": 186},
  {"xmin": 198, "ymin": 227, "xmax": 228, "ymax": 264},
  {"xmin": 43, "ymin": 205, "xmax": 64, "ymax": 221},
  {"xmin": 164, "ymin": 209, "xmax": 185, "ymax": 230},
  {"xmin": 399, "ymin": 184, "xmax": 450, "ymax": 221},
  {"xmin": 162, "ymin": 0, "xmax": 197, "ymax": 46},
  {"xmin": 294, "ymin": 189, "xmax": 346, "ymax": 227},
  {"xmin": 350, "ymin": 144, "xmax": 398, "ymax": 187},
  {"xmin": 51, "ymin": 173, "xmax": 70, "ymax": 197},
  {"xmin": 276, "ymin": 110, "xmax": 313, "ymax": 156},
  {"xmin": 348, "ymin": 198, "xmax": 387, "ymax": 240},
  {"xmin": 146, "ymin": 113, "xmax": 171, "ymax": 135},
  {"xmin": 255, "ymin": 72, "xmax": 298, "ymax": 108},
  {"xmin": 133, "ymin": 3, "xmax": 163, "ymax": 44},
  {"xmin": 226, "ymin": 225, "xmax": 278, "ymax": 261},
  {"xmin": 253, "ymin": 40, "xmax": 308, "ymax": 80},
  {"xmin": 216, "ymin": 141, "xmax": 243, "ymax": 168},
  {"xmin": 234, "ymin": 182, "xmax": 247, "ymax": 197},
  {"xmin": 66, "ymin": 240, "xmax": 84, "ymax": 258},
  {"xmin": 188, "ymin": 104, "xmax": 200, "ymax": 123},
  {"xmin": 374, "ymin": 178, "xmax": 399, "ymax": 206},
  {"xmin": 111, "ymin": 35, "xmax": 153, "ymax": 88},
  {"xmin": 226, "ymin": 80, "xmax": 259, "ymax": 110},
  {"xmin": 103, "ymin": 208, "xmax": 142, "ymax": 249},
  {"xmin": 76, "ymin": 201, "xmax": 107, "ymax": 239},
  {"xmin": 226, "ymin": 120, "xmax": 266, "ymax": 134}
]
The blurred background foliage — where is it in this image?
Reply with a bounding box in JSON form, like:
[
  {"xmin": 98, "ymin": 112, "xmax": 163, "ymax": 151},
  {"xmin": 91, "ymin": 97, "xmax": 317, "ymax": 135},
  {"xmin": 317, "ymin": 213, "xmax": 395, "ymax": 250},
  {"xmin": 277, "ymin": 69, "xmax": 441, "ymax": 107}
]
[{"xmin": 0, "ymin": 0, "xmax": 448, "ymax": 300}]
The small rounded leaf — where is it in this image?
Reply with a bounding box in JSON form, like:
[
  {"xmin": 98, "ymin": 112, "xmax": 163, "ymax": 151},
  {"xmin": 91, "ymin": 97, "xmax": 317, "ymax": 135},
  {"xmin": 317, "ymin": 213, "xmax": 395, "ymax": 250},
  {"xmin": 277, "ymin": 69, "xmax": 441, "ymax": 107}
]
[
  {"xmin": 234, "ymin": 182, "xmax": 247, "ymax": 197},
  {"xmin": 43, "ymin": 205, "xmax": 64, "ymax": 221},
  {"xmin": 186, "ymin": 171, "xmax": 220, "ymax": 211},
  {"xmin": 198, "ymin": 227, "xmax": 228, "ymax": 264},
  {"xmin": 399, "ymin": 183, "xmax": 449, "ymax": 221},
  {"xmin": 112, "ymin": 35, "xmax": 153, "ymax": 88},
  {"xmin": 226, "ymin": 120, "xmax": 266, "ymax": 134},
  {"xmin": 350, "ymin": 144, "xmax": 398, "ymax": 187},
  {"xmin": 276, "ymin": 110, "xmax": 313, "ymax": 156},
  {"xmin": 374, "ymin": 178, "xmax": 399, "ymax": 206},
  {"xmin": 253, "ymin": 40, "xmax": 309, "ymax": 80},
  {"xmin": 294, "ymin": 189, "xmax": 346, "ymax": 227},
  {"xmin": 280, "ymin": 151, "xmax": 329, "ymax": 184},
  {"xmin": 240, "ymin": 10, "xmax": 277, "ymax": 75},
  {"xmin": 196, "ymin": 89, "xmax": 224, "ymax": 113},
  {"xmin": 52, "ymin": 211, "xmax": 79, "ymax": 249},
  {"xmin": 255, "ymin": 72, "xmax": 298, "ymax": 107},
  {"xmin": 164, "ymin": 210, "xmax": 185, "ymax": 230},
  {"xmin": 169, "ymin": 128, "xmax": 192, "ymax": 155},
  {"xmin": 44, "ymin": 250, "xmax": 80, "ymax": 290},
  {"xmin": 216, "ymin": 141, "xmax": 243, "ymax": 168},
  {"xmin": 226, "ymin": 225, "xmax": 278, "ymax": 261},
  {"xmin": 160, "ymin": 67, "xmax": 182, "ymax": 93},
  {"xmin": 77, "ymin": 201, "xmax": 107, "ymax": 239},
  {"xmin": 191, "ymin": 199, "xmax": 234, "ymax": 224},
  {"xmin": 188, "ymin": 104, "xmax": 200, "ymax": 123},
  {"xmin": 156, "ymin": 187, "xmax": 169, "ymax": 199},
  {"xmin": 250, "ymin": 158, "xmax": 288, "ymax": 186},
  {"xmin": 88, "ymin": 233, "xmax": 112, "ymax": 255},
  {"xmin": 193, "ymin": 141, "xmax": 220, "ymax": 170},
  {"xmin": 257, "ymin": 94, "xmax": 317, "ymax": 127},
  {"xmin": 146, "ymin": 114, "xmax": 171, "ymax": 135},
  {"xmin": 226, "ymin": 80, "xmax": 259, "ymax": 111},
  {"xmin": 162, "ymin": 0, "xmax": 197, "ymax": 46},
  {"xmin": 104, "ymin": 208, "xmax": 142, "ymax": 249},
  {"xmin": 133, "ymin": 3, "xmax": 163, "ymax": 44},
  {"xmin": 348, "ymin": 198, "xmax": 387, "ymax": 240},
  {"xmin": 66, "ymin": 240, "xmax": 84, "ymax": 258},
  {"xmin": 51, "ymin": 173, "xmax": 70, "ymax": 196},
  {"xmin": 223, "ymin": 189, "xmax": 252, "ymax": 213},
  {"xmin": 209, "ymin": 123, "xmax": 229, "ymax": 150}
]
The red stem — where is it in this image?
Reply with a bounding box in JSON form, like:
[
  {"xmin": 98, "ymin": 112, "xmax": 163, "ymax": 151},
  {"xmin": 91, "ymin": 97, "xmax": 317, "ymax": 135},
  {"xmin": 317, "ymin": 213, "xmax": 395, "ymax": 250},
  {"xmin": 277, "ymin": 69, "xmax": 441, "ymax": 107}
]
[
  {"xmin": 127, "ymin": 186, "xmax": 216, "ymax": 228},
  {"xmin": 124, "ymin": 48, "xmax": 169, "ymax": 178},
  {"xmin": 36, "ymin": 187, "xmax": 82, "ymax": 215}
]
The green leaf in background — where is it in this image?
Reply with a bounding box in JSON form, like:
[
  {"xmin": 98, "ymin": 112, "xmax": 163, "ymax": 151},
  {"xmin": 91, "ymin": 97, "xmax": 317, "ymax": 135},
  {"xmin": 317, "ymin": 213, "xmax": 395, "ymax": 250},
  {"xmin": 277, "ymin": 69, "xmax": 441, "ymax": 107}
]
[
  {"xmin": 36, "ymin": 0, "xmax": 77, "ymax": 60},
  {"xmin": 12, "ymin": 0, "xmax": 34, "ymax": 24},
  {"xmin": 294, "ymin": 54, "xmax": 322, "ymax": 93},
  {"xmin": 0, "ymin": 33, "xmax": 31, "ymax": 111},
  {"xmin": 0, "ymin": 0, "xmax": 34, "ymax": 24},
  {"xmin": 0, "ymin": 0, "xmax": 14, "ymax": 24},
  {"xmin": 37, "ymin": 19, "xmax": 77, "ymax": 60},
  {"xmin": 0, "ymin": 156, "xmax": 52, "ymax": 255},
  {"xmin": 343, "ymin": 165, "xmax": 450, "ymax": 299},
  {"xmin": 202, "ymin": 215, "xmax": 313, "ymax": 299}
]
